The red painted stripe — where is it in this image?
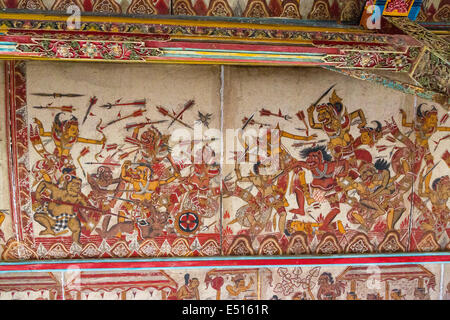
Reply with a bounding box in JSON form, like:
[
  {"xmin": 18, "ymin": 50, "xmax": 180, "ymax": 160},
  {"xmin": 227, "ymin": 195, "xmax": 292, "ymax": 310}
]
[
  {"xmin": 4, "ymin": 62, "xmax": 23, "ymax": 241},
  {"xmin": 76, "ymin": 281, "xmax": 172, "ymax": 286},
  {"xmin": 0, "ymin": 255, "xmax": 449, "ymax": 272},
  {"xmin": 0, "ymin": 283, "xmax": 57, "ymax": 286},
  {"xmin": 80, "ymin": 272, "xmax": 166, "ymax": 278},
  {"xmin": 0, "ymin": 276, "xmax": 54, "ymax": 280}
]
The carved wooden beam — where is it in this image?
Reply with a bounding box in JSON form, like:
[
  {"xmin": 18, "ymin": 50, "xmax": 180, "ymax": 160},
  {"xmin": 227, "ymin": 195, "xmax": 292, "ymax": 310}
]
[
  {"xmin": 323, "ymin": 66, "xmax": 449, "ymax": 109},
  {"xmin": 0, "ymin": 11, "xmax": 445, "ymax": 105},
  {"xmin": 384, "ymin": 17, "xmax": 449, "ymax": 105},
  {"xmin": 0, "ymin": 12, "xmax": 420, "ymax": 68}
]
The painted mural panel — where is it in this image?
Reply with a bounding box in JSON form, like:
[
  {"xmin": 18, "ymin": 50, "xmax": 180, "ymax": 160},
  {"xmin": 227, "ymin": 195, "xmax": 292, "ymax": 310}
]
[
  {"xmin": 63, "ymin": 268, "xmax": 267, "ymax": 300},
  {"xmin": 2, "ymin": 61, "xmax": 222, "ymax": 260},
  {"xmin": 222, "ymin": 66, "xmax": 420, "ymax": 255},
  {"xmin": 1, "ymin": 61, "xmax": 448, "ymax": 259},
  {"xmin": 61, "ymin": 263, "xmax": 442, "ymax": 300},
  {"xmin": 0, "ymin": 263, "xmax": 443, "ymax": 300},
  {"xmin": 268, "ymin": 263, "xmax": 442, "ymax": 300},
  {"xmin": 409, "ymin": 97, "xmax": 450, "ymax": 252}
]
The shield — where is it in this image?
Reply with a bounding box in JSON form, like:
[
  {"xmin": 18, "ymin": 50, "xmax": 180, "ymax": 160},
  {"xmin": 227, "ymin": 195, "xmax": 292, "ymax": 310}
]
[{"xmin": 174, "ymin": 210, "xmax": 201, "ymax": 237}]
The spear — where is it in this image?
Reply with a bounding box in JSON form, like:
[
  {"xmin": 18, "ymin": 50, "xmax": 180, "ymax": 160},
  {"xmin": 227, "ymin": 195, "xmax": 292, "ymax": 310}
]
[
  {"xmin": 32, "ymin": 93, "xmax": 84, "ymax": 98},
  {"xmin": 292, "ymin": 139, "xmax": 326, "ymax": 148},
  {"xmin": 168, "ymin": 99, "xmax": 195, "ymax": 129},
  {"xmin": 33, "ymin": 105, "xmax": 75, "ymax": 112},
  {"xmin": 82, "ymin": 96, "xmax": 98, "ymax": 124},
  {"xmin": 200, "ymin": 221, "xmax": 216, "ymax": 232},
  {"xmin": 99, "ymin": 99, "xmax": 146, "ymax": 109},
  {"xmin": 104, "ymin": 109, "xmax": 146, "ymax": 128},
  {"xmin": 119, "ymin": 148, "xmax": 139, "ymax": 160},
  {"xmin": 85, "ymin": 162, "xmax": 121, "ymax": 166},
  {"xmin": 272, "ymin": 169, "xmax": 287, "ymax": 182},
  {"xmin": 241, "ymin": 113, "xmax": 255, "ymax": 130},
  {"xmin": 175, "ymin": 138, "xmax": 217, "ymax": 146},
  {"xmin": 157, "ymin": 105, "xmax": 192, "ymax": 129},
  {"xmin": 125, "ymin": 119, "xmax": 168, "ymax": 131},
  {"xmin": 424, "ymin": 161, "xmax": 441, "ymax": 178},
  {"xmin": 259, "ymin": 108, "xmax": 292, "ymax": 120},
  {"xmin": 241, "ymin": 116, "xmax": 271, "ymax": 128}
]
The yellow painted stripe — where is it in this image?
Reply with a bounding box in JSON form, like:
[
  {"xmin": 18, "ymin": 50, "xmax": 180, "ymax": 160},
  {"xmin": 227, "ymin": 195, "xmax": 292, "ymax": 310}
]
[
  {"xmin": 166, "ymin": 50, "xmax": 321, "ymax": 60},
  {"xmin": 0, "ymin": 12, "xmax": 370, "ymax": 34},
  {"xmin": 165, "ymin": 35, "xmax": 315, "ymax": 44}
]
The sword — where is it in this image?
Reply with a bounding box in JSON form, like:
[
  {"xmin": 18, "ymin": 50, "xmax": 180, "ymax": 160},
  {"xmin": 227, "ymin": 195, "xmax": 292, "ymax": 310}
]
[
  {"xmin": 311, "ymin": 84, "xmax": 336, "ymax": 107},
  {"xmin": 168, "ymin": 99, "xmax": 195, "ymax": 129}
]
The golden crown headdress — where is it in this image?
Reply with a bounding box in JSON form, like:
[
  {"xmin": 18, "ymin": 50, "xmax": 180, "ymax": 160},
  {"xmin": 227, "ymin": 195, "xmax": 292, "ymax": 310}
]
[{"xmin": 329, "ymin": 90, "xmax": 343, "ymax": 105}]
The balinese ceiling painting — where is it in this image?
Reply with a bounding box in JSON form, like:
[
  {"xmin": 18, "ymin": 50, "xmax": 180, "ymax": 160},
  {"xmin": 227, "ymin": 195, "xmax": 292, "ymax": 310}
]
[
  {"xmin": 0, "ymin": 263, "xmax": 447, "ymax": 300},
  {"xmin": 0, "ymin": 60, "xmax": 448, "ymax": 260}
]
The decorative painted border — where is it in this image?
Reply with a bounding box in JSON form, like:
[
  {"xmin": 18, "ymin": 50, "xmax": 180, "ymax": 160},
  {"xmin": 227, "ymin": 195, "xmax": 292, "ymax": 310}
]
[
  {"xmin": 0, "ymin": 13, "xmax": 426, "ymax": 70},
  {"xmin": 0, "ymin": 12, "xmax": 419, "ymax": 46},
  {"xmin": 0, "ymin": 252, "xmax": 449, "ymax": 272}
]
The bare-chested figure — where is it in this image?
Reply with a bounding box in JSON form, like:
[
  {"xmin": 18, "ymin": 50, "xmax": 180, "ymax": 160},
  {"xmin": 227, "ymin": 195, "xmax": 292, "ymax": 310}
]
[{"xmin": 34, "ymin": 175, "xmax": 88, "ymax": 244}]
